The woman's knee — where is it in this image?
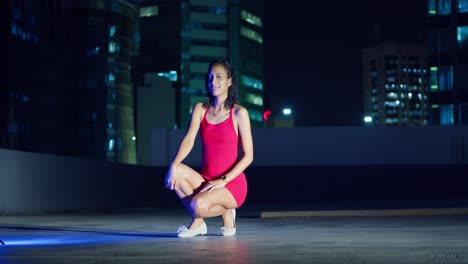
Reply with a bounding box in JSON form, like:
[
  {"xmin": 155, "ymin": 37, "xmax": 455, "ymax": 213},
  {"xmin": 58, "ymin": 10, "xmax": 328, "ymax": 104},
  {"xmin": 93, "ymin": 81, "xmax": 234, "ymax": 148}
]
[
  {"xmin": 191, "ymin": 196, "xmax": 209, "ymax": 217},
  {"xmin": 173, "ymin": 163, "xmax": 204, "ymax": 189},
  {"xmin": 173, "ymin": 163, "xmax": 194, "ymax": 179},
  {"xmin": 172, "ymin": 163, "xmax": 184, "ymax": 176}
]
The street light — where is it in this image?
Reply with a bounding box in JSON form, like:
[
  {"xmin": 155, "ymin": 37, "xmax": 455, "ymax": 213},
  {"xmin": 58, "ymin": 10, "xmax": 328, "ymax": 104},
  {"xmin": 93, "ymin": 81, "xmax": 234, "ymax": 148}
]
[{"xmin": 282, "ymin": 108, "xmax": 292, "ymax": 116}]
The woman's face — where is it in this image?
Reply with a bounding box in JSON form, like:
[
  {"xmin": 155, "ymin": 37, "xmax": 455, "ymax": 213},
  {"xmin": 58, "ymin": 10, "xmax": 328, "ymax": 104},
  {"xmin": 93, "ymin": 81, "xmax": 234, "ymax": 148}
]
[{"xmin": 208, "ymin": 64, "xmax": 232, "ymax": 97}]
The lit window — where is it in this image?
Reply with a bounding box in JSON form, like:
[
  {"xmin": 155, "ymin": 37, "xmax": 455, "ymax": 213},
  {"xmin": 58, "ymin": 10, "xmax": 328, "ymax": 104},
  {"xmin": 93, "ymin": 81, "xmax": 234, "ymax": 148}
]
[
  {"xmin": 109, "ymin": 41, "xmax": 118, "ymax": 53},
  {"xmin": 157, "ymin": 71, "xmax": 178, "ymax": 82},
  {"xmin": 430, "ymin": 66, "xmax": 438, "ymax": 91},
  {"xmin": 10, "ymin": 23, "xmax": 20, "ymax": 35},
  {"xmin": 241, "ymin": 10, "xmax": 263, "ymax": 27},
  {"xmin": 108, "ymin": 139, "xmax": 115, "ymax": 151},
  {"xmin": 438, "ymin": 66, "xmax": 453, "ymax": 91},
  {"xmin": 240, "ymin": 26, "xmax": 263, "ymax": 44},
  {"xmin": 440, "ymin": 104, "xmax": 454, "ymax": 125},
  {"xmin": 241, "ymin": 75, "xmax": 263, "ymax": 90},
  {"xmin": 438, "ymin": 0, "xmax": 451, "ymax": 15},
  {"xmin": 109, "ymin": 25, "xmax": 116, "ymax": 37},
  {"xmin": 457, "ymin": 26, "xmax": 468, "ymax": 48},
  {"xmin": 386, "ymin": 92, "xmax": 398, "ymax": 99},
  {"xmin": 246, "ymin": 93, "xmax": 263, "ymax": 106},
  {"xmin": 140, "ymin": 6, "xmax": 159, "ymax": 17},
  {"xmin": 458, "ymin": 0, "xmax": 468, "ymax": 13},
  {"xmin": 108, "ymin": 73, "xmax": 115, "ymax": 82},
  {"xmin": 209, "ymin": 7, "xmax": 227, "ymax": 15},
  {"xmin": 249, "ymin": 110, "xmax": 263, "ymax": 122}
]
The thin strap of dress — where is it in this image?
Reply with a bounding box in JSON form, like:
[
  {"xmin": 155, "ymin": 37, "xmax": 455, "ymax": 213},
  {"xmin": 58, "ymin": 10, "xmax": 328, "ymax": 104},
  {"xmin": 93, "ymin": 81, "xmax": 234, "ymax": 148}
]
[
  {"xmin": 202, "ymin": 106, "xmax": 209, "ymax": 122},
  {"xmin": 202, "ymin": 106, "xmax": 210, "ymax": 120}
]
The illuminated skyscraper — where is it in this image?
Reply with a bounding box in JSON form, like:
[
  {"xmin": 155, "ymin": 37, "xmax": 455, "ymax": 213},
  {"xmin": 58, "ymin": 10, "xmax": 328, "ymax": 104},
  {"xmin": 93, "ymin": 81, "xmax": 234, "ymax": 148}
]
[
  {"xmin": 427, "ymin": 0, "xmax": 468, "ymax": 125},
  {"xmin": 363, "ymin": 43, "xmax": 429, "ymax": 126},
  {"xmin": 3, "ymin": 0, "xmax": 139, "ymax": 164},
  {"xmin": 134, "ymin": 0, "xmax": 264, "ymax": 129}
]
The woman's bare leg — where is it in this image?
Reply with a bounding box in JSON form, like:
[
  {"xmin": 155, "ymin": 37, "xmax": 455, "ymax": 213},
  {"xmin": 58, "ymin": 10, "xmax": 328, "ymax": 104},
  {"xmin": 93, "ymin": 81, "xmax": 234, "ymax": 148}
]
[
  {"xmin": 191, "ymin": 188, "xmax": 238, "ymax": 228},
  {"xmin": 172, "ymin": 163, "xmax": 206, "ymax": 229}
]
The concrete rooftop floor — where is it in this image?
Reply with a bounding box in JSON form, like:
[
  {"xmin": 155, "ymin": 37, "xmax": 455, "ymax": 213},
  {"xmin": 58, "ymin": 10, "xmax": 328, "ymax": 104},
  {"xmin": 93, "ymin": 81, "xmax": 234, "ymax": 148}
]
[{"xmin": 1, "ymin": 205, "xmax": 468, "ymax": 264}]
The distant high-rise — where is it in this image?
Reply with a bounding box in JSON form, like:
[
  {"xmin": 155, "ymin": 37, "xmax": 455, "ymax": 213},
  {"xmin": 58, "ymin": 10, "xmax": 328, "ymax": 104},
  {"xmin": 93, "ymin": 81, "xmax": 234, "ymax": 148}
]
[
  {"xmin": 362, "ymin": 43, "xmax": 429, "ymax": 126},
  {"xmin": 134, "ymin": 0, "xmax": 264, "ymax": 129},
  {"xmin": 3, "ymin": 0, "xmax": 139, "ymax": 164},
  {"xmin": 427, "ymin": 0, "xmax": 468, "ymax": 125}
]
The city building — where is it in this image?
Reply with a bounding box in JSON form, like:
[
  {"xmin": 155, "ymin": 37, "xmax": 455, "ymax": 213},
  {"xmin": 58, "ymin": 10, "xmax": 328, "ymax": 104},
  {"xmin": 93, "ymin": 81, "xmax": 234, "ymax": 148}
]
[
  {"xmin": 134, "ymin": 0, "xmax": 264, "ymax": 129},
  {"xmin": 3, "ymin": 0, "xmax": 139, "ymax": 164},
  {"xmin": 362, "ymin": 42, "xmax": 429, "ymax": 126},
  {"xmin": 427, "ymin": 0, "xmax": 468, "ymax": 125}
]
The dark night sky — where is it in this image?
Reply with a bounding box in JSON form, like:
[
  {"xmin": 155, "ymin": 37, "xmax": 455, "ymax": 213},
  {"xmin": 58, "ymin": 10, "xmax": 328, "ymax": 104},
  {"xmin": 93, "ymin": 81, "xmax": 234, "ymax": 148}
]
[{"xmin": 263, "ymin": 0, "xmax": 427, "ymax": 126}]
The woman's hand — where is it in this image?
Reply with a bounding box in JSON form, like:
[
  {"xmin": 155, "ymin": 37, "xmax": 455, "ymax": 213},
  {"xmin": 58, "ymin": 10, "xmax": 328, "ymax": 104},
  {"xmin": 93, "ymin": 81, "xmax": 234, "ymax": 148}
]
[
  {"xmin": 165, "ymin": 164, "xmax": 178, "ymax": 191},
  {"xmin": 200, "ymin": 179, "xmax": 226, "ymax": 193}
]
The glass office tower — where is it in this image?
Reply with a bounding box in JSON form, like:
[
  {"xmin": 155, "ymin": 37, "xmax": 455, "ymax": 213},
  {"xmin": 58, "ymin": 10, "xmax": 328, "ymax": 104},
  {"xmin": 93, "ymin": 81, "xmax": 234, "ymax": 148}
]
[
  {"xmin": 4, "ymin": 0, "xmax": 139, "ymax": 164},
  {"xmin": 427, "ymin": 0, "xmax": 468, "ymax": 125}
]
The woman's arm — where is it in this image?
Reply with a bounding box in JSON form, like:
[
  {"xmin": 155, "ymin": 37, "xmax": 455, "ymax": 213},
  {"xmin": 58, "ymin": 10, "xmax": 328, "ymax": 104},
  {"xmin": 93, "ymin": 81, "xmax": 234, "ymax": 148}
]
[
  {"xmin": 165, "ymin": 103, "xmax": 204, "ymax": 190},
  {"xmin": 171, "ymin": 102, "xmax": 204, "ymax": 165},
  {"xmin": 223, "ymin": 106, "xmax": 254, "ymax": 182}
]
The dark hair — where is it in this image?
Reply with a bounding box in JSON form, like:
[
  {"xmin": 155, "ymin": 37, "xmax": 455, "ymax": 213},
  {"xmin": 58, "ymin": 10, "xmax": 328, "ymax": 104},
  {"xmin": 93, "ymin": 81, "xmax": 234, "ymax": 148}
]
[{"xmin": 203, "ymin": 58, "xmax": 238, "ymax": 110}]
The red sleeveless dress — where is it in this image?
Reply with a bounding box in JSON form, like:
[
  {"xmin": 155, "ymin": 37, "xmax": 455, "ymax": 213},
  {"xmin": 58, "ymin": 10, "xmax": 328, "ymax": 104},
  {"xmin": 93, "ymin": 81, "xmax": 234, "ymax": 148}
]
[{"xmin": 200, "ymin": 107, "xmax": 248, "ymax": 208}]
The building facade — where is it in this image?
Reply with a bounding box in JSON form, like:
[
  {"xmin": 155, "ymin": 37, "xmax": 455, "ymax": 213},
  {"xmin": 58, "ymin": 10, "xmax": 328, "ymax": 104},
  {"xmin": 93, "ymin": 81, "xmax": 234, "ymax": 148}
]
[
  {"xmin": 427, "ymin": 0, "xmax": 468, "ymax": 125},
  {"xmin": 4, "ymin": 0, "xmax": 139, "ymax": 164},
  {"xmin": 135, "ymin": 0, "xmax": 264, "ymax": 129},
  {"xmin": 363, "ymin": 42, "xmax": 429, "ymax": 126}
]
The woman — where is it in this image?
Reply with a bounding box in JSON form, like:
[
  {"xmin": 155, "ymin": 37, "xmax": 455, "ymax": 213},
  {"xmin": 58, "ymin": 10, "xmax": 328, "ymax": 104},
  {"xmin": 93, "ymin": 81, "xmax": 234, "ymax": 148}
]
[{"xmin": 165, "ymin": 58, "xmax": 253, "ymax": 237}]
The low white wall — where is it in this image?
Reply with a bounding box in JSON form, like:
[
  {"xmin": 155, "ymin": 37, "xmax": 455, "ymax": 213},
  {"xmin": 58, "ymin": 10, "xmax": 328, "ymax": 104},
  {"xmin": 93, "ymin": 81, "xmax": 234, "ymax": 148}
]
[
  {"xmin": 150, "ymin": 126, "xmax": 468, "ymax": 166},
  {"xmin": 0, "ymin": 149, "xmax": 157, "ymax": 214},
  {"xmin": 2, "ymin": 124, "xmax": 468, "ymax": 214}
]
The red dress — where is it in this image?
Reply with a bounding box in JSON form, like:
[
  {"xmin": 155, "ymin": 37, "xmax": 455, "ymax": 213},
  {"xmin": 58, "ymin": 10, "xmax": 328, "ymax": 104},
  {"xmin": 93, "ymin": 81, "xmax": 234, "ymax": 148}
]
[{"xmin": 200, "ymin": 107, "xmax": 248, "ymax": 207}]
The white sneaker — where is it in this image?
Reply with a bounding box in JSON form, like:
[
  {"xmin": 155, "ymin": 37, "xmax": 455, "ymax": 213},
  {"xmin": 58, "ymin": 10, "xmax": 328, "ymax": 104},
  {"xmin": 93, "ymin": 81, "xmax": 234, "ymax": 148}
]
[
  {"xmin": 221, "ymin": 209, "xmax": 236, "ymax": 236},
  {"xmin": 177, "ymin": 222, "xmax": 207, "ymax": 238}
]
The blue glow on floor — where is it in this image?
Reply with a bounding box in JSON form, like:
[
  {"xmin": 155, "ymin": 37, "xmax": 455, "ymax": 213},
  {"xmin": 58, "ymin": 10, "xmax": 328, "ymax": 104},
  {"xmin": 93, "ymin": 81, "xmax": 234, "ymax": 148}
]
[
  {"xmin": 0, "ymin": 226, "xmax": 175, "ymax": 247},
  {"xmin": 0, "ymin": 233, "xmax": 139, "ymax": 247}
]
